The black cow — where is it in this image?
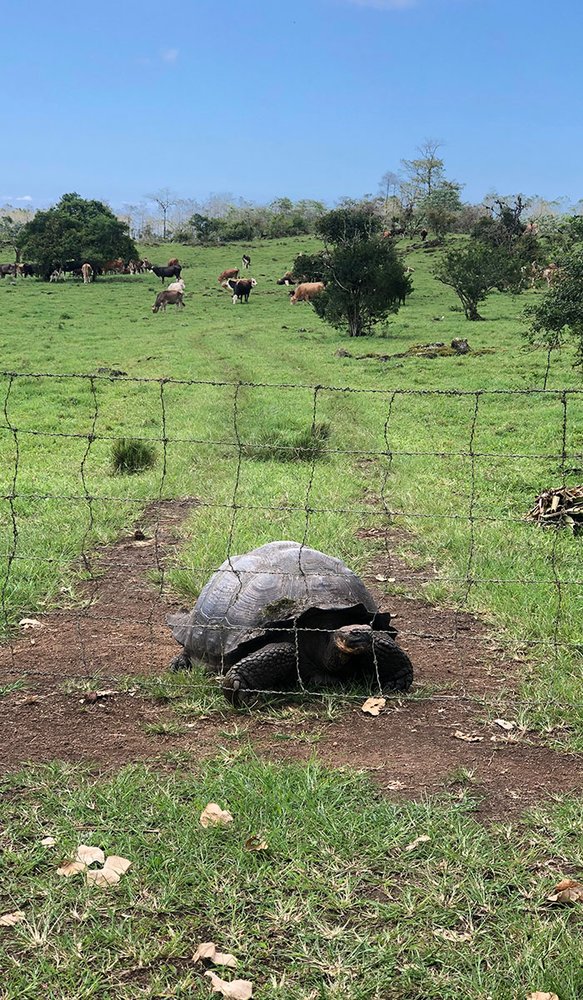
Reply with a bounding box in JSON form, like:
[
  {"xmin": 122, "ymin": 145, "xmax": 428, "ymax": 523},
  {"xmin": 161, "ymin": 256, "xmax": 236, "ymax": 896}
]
[
  {"xmin": 0, "ymin": 263, "xmax": 16, "ymax": 277},
  {"xmin": 242, "ymin": 254, "xmax": 251, "ymax": 269},
  {"xmin": 17, "ymin": 263, "xmax": 35, "ymax": 277},
  {"xmin": 227, "ymin": 277, "xmax": 256, "ymax": 303},
  {"xmin": 151, "ymin": 264, "xmax": 182, "ymax": 283}
]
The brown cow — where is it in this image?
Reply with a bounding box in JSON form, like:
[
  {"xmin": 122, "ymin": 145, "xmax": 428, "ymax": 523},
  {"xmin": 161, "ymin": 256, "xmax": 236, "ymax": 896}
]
[
  {"xmin": 289, "ymin": 281, "xmax": 325, "ymax": 304},
  {"xmin": 81, "ymin": 262, "xmax": 93, "ymax": 284},
  {"xmin": 277, "ymin": 271, "xmax": 296, "ymax": 285},
  {"xmin": 103, "ymin": 258, "xmax": 125, "ymax": 274},
  {"xmin": 167, "ymin": 257, "xmax": 180, "ymax": 267},
  {"xmin": 152, "ymin": 289, "xmax": 185, "ymax": 312},
  {"xmin": 218, "ymin": 268, "xmax": 239, "ymax": 283}
]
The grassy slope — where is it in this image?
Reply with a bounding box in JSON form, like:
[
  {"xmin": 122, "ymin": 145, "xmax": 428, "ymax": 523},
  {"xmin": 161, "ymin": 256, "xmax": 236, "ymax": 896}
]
[
  {"xmin": 1, "ymin": 754, "xmax": 582, "ymax": 1000},
  {"xmin": 0, "ymin": 236, "xmax": 581, "ymax": 736}
]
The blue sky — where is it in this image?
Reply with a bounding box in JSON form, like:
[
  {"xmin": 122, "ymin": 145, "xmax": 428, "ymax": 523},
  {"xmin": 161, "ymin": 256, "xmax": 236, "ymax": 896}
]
[{"xmin": 2, "ymin": 0, "xmax": 581, "ymax": 211}]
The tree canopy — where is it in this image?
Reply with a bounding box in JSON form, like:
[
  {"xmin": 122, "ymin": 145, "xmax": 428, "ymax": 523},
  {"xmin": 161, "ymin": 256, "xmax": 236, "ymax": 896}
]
[
  {"xmin": 525, "ymin": 249, "xmax": 583, "ymax": 369},
  {"xmin": 19, "ymin": 193, "xmax": 136, "ymax": 277},
  {"xmin": 434, "ymin": 240, "xmax": 522, "ymax": 320},
  {"xmin": 293, "ymin": 207, "xmax": 411, "ymax": 337}
]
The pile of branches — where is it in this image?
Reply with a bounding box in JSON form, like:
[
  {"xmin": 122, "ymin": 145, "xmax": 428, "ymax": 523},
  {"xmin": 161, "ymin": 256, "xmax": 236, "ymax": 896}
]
[{"xmin": 525, "ymin": 485, "xmax": 583, "ymax": 534}]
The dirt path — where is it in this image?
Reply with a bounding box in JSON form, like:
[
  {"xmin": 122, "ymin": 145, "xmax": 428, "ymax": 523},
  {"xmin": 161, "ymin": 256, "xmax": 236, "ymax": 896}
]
[{"xmin": 0, "ymin": 500, "xmax": 580, "ymax": 821}]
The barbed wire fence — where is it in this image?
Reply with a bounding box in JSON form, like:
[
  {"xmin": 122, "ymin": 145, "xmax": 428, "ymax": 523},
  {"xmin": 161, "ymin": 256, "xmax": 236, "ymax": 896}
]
[{"xmin": 0, "ymin": 372, "xmax": 581, "ymax": 709}]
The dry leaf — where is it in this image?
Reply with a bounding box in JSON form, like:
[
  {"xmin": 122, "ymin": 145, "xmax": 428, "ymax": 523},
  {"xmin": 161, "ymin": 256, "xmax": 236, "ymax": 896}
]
[
  {"xmin": 526, "ymin": 993, "xmax": 559, "ymax": 1000},
  {"xmin": 494, "ymin": 718, "xmax": 516, "ymax": 731},
  {"xmin": 57, "ymin": 860, "xmax": 87, "ymax": 877},
  {"xmin": 41, "ymin": 836, "xmax": 57, "ymax": 847},
  {"xmin": 76, "ymin": 845, "xmax": 105, "ymax": 867},
  {"xmin": 0, "ymin": 910, "xmax": 25, "ymax": 927},
  {"xmin": 204, "ymin": 971, "xmax": 253, "ymax": 999},
  {"xmin": 361, "ymin": 697, "xmax": 386, "ymax": 716},
  {"xmin": 433, "ymin": 927, "xmax": 473, "ymax": 943},
  {"xmin": 547, "ymin": 878, "xmax": 583, "ymax": 903},
  {"xmin": 194, "ymin": 942, "xmax": 237, "ymax": 968},
  {"xmin": 453, "ymin": 730, "xmax": 484, "ymax": 743},
  {"xmin": 244, "ymin": 835, "xmax": 268, "ymax": 852},
  {"xmin": 86, "ymin": 855, "xmax": 132, "ymax": 888},
  {"xmin": 200, "ymin": 803, "xmax": 234, "ymax": 828},
  {"xmin": 19, "ymin": 618, "xmax": 43, "ymax": 630},
  {"xmin": 386, "ymin": 779, "xmax": 405, "ymax": 791},
  {"xmin": 404, "ymin": 834, "xmax": 431, "ymax": 852}
]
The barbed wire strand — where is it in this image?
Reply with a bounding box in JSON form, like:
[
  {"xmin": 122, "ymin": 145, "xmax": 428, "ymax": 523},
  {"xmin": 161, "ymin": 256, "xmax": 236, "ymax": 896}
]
[{"xmin": 0, "ymin": 374, "xmax": 580, "ymax": 707}]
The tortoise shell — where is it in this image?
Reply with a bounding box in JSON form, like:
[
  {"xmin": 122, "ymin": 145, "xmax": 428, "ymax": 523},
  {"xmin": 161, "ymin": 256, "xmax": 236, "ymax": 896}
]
[{"xmin": 167, "ymin": 540, "xmax": 393, "ymax": 670}]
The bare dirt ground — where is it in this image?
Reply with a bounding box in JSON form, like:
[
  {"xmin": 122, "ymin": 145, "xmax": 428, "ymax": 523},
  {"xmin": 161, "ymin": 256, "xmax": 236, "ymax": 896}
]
[{"xmin": 0, "ymin": 500, "xmax": 581, "ymax": 821}]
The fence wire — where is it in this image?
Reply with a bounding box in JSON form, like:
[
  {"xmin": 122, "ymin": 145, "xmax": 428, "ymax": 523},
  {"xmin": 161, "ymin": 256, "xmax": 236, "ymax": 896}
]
[{"xmin": 0, "ymin": 372, "xmax": 581, "ymax": 709}]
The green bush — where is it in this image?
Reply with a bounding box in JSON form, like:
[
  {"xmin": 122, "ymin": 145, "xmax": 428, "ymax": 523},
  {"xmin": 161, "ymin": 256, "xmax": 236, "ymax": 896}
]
[
  {"xmin": 111, "ymin": 438, "xmax": 157, "ymax": 475},
  {"xmin": 242, "ymin": 422, "xmax": 331, "ymax": 462}
]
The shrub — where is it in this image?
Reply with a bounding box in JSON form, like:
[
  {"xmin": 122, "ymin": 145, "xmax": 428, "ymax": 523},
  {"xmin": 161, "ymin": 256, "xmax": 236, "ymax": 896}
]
[
  {"xmin": 111, "ymin": 438, "xmax": 157, "ymax": 475},
  {"xmin": 243, "ymin": 422, "xmax": 331, "ymax": 462}
]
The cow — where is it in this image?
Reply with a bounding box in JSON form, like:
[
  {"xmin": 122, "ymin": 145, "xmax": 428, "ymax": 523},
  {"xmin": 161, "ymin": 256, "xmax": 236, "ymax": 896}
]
[
  {"xmin": 167, "ymin": 257, "xmax": 180, "ymax": 267},
  {"xmin": 289, "ymin": 281, "xmax": 325, "ymax": 304},
  {"xmin": 226, "ymin": 277, "xmax": 257, "ymax": 303},
  {"xmin": 167, "ymin": 278, "xmax": 185, "ymax": 293},
  {"xmin": 49, "ymin": 268, "xmax": 65, "ymax": 282},
  {"xmin": 103, "ymin": 258, "xmax": 125, "ymax": 274},
  {"xmin": 276, "ymin": 271, "xmax": 296, "ymax": 285},
  {"xmin": 242, "ymin": 254, "xmax": 251, "ymax": 269},
  {"xmin": 0, "ymin": 263, "xmax": 16, "ymax": 277},
  {"xmin": 218, "ymin": 268, "xmax": 239, "ymax": 283},
  {"xmin": 81, "ymin": 262, "xmax": 93, "ymax": 284},
  {"xmin": 16, "ymin": 263, "xmax": 35, "ymax": 277},
  {"xmin": 150, "ymin": 264, "xmax": 182, "ymax": 283},
  {"xmin": 152, "ymin": 289, "xmax": 185, "ymax": 312},
  {"xmin": 420, "ymin": 228, "xmax": 428, "ymax": 242},
  {"xmin": 542, "ymin": 263, "xmax": 560, "ymax": 287}
]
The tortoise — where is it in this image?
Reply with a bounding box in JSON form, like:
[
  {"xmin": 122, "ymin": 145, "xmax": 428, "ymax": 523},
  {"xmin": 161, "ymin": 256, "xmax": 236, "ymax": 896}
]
[{"xmin": 167, "ymin": 540, "xmax": 414, "ymax": 703}]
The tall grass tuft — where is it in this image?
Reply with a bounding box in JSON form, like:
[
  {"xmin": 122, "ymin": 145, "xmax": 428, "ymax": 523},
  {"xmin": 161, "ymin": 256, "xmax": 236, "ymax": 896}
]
[
  {"xmin": 243, "ymin": 421, "xmax": 331, "ymax": 462},
  {"xmin": 111, "ymin": 438, "xmax": 157, "ymax": 475}
]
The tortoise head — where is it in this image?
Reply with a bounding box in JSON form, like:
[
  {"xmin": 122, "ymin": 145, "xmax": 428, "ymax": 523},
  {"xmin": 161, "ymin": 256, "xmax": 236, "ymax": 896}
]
[{"xmin": 332, "ymin": 623, "xmax": 373, "ymax": 655}]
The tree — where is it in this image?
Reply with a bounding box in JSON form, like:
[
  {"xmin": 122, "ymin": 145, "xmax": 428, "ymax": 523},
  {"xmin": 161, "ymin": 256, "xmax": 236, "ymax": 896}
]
[
  {"xmin": 525, "ymin": 249, "xmax": 583, "ymax": 368},
  {"xmin": 0, "ymin": 215, "xmax": 26, "ymax": 259},
  {"xmin": 146, "ymin": 187, "xmax": 178, "ymax": 240},
  {"xmin": 293, "ymin": 206, "xmax": 411, "ymax": 337},
  {"xmin": 19, "ymin": 193, "xmax": 136, "ymax": 278},
  {"xmin": 401, "ymin": 138, "xmax": 446, "ymax": 199},
  {"xmin": 434, "ymin": 240, "xmax": 522, "ymax": 320}
]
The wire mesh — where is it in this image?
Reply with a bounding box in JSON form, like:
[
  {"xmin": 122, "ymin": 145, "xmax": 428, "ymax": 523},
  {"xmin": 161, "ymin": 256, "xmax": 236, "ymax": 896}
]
[{"xmin": 0, "ymin": 372, "xmax": 581, "ymax": 708}]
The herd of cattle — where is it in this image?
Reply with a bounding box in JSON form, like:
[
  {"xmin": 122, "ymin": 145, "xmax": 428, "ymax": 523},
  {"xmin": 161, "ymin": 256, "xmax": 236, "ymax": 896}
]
[
  {"xmin": 0, "ymin": 250, "xmax": 327, "ymax": 312},
  {"xmin": 150, "ymin": 255, "xmax": 326, "ymax": 312},
  {"xmin": 1, "ymin": 250, "xmax": 563, "ymax": 313}
]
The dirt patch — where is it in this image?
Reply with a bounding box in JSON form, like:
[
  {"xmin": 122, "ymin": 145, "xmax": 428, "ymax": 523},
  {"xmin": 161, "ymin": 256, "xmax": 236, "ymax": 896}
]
[{"xmin": 0, "ymin": 502, "xmax": 581, "ymax": 821}]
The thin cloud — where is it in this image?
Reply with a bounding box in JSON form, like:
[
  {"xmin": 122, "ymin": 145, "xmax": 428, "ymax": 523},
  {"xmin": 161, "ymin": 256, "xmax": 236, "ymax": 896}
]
[
  {"xmin": 16, "ymin": 195, "xmax": 33, "ymax": 202},
  {"xmin": 161, "ymin": 48, "xmax": 179, "ymax": 64}
]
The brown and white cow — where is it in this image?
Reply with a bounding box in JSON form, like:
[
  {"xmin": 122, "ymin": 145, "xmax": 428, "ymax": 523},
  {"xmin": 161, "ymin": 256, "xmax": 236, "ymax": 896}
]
[
  {"xmin": 152, "ymin": 289, "xmax": 185, "ymax": 312},
  {"xmin": 289, "ymin": 281, "xmax": 325, "ymax": 304},
  {"xmin": 81, "ymin": 262, "xmax": 93, "ymax": 284},
  {"xmin": 218, "ymin": 268, "xmax": 239, "ymax": 283}
]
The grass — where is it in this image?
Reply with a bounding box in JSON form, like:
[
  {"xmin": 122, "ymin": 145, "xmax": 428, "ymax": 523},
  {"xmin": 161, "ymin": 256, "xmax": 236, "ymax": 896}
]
[
  {"xmin": 111, "ymin": 437, "xmax": 158, "ymax": 475},
  {"xmin": 0, "ymin": 754, "xmax": 582, "ymax": 999},
  {"xmin": 0, "ymin": 235, "xmax": 581, "ymax": 740}
]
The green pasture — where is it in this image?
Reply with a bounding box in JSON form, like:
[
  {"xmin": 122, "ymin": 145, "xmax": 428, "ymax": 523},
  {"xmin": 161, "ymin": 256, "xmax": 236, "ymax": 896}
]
[
  {"xmin": 1, "ymin": 753, "xmax": 582, "ymax": 999},
  {"xmin": 0, "ymin": 237, "xmax": 582, "ymax": 739}
]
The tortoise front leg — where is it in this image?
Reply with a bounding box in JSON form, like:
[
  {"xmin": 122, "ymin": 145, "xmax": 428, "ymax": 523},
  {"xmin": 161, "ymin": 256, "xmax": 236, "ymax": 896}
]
[
  {"xmin": 371, "ymin": 632, "xmax": 414, "ymax": 692},
  {"xmin": 222, "ymin": 642, "xmax": 299, "ymax": 706}
]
